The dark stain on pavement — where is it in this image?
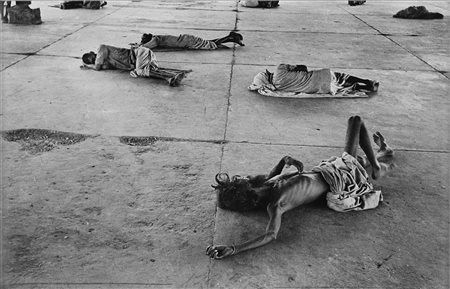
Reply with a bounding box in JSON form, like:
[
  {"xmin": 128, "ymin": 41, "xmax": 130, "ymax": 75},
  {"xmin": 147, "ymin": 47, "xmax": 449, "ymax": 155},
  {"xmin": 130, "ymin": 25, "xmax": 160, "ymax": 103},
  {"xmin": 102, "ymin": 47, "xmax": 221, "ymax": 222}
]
[
  {"xmin": 6, "ymin": 234, "xmax": 42, "ymax": 274},
  {"xmin": 119, "ymin": 136, "xmax": 161, "ymax": 146},
  {"xmin": 1, "ymin": 129, "xmax": 91, "ymax": 153}
]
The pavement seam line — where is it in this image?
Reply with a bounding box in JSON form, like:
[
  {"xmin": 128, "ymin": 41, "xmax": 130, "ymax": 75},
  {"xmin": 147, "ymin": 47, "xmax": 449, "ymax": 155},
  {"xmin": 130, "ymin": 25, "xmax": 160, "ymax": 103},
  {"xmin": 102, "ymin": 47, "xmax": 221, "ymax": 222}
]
[
  {"xmin": 348, "ymin": 13, "xmax": 447, "ymax": 78},
  {"xmin": 5, "ymin": 282, "xmax": 173, "ymax": 287},
  {"xmin": 1, "ymin": 131, "xmax": 448, "ymax": 154},
  {"xmin": 0, "ymin": 53, "xmax": 443, "ymax": 74},
  {"xmin": 1, "ymin": 5, "xmax": 125, "ymax": 72},
  {"xmin": 206, "ymin": 3, "xmax": 240, "ymax": 286}
]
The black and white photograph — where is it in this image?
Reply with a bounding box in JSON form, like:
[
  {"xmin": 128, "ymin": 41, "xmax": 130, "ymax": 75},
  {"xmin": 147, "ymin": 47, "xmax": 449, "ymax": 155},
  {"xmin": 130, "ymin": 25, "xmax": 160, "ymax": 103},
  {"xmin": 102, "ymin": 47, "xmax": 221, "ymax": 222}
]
[{"xmin": 1, "ymin": 0, "xmax": 448, "ymax": 288}]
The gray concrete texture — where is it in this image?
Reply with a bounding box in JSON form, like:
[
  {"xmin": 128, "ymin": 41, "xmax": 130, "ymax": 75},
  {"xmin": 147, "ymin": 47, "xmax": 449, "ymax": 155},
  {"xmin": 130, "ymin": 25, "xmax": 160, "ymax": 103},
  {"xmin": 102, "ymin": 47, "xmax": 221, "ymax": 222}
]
[{"xmin": 1, "ymin": 0, "xmax": 448, "ymax": 288}]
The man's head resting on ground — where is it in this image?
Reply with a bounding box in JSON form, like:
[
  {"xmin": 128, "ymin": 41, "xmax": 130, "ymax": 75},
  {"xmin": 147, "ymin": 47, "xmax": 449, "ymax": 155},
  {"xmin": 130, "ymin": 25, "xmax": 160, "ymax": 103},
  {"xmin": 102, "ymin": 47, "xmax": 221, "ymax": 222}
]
[
  {"xmin": 82, "ymin": 51, "xmax": 97, "ymax": 65},
  {"xmin": 212, "ymin": 173, "xmax": 271, "ymax": 212},
  {"xmin": 141, "ymin": 33, "xmax": 153, "ymax": 45}
]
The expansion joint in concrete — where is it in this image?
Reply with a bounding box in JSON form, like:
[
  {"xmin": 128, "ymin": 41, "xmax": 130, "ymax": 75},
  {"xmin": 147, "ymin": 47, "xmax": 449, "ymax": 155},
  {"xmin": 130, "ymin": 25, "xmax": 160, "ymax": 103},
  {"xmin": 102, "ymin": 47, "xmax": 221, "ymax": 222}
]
[
  {"xmin": 206, "ymin": 4, "xmax": 240, "ymax": 287},
  {"xmin": 349, "ymin": 13, "xmax": 446, "ymax": 77},
  {"xmin": 1, "ymin": 6, "xmax": 124, "ymax": 72},
  {"xmin": 5, "ymin": 282, "xmax": 173, "ymax": 287}
]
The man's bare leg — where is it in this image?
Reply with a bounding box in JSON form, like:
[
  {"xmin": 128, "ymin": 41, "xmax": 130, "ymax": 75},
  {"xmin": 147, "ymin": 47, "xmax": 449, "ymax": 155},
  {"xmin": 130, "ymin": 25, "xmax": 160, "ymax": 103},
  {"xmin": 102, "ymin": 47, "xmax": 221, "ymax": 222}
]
[
  {"xmin": 131, "ymin": 68, "xmax": 191, "ymax": 86},
  {"xmin": 345, "ymin": 75, "xmax": 379, "ymax": 92},
  {"xmin": 345, "ymin": 116, "xmax": 382, "ymax": 179}
]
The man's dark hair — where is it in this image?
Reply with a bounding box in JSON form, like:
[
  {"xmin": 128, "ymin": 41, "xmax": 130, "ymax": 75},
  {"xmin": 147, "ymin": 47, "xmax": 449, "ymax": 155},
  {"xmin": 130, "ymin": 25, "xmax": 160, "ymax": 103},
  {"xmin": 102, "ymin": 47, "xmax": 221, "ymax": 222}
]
[
  {"xmin": 82, "ymin": 51, "xmax": 96, "ymax": 65},
  {"xmin": 212, "ymin": 173, "xmax": 271, "ymax": 212},
  {"xmin": 141, "ymin": 33, "xmax": 153, "ymax": 45},
  {"xmin": 258, "ymin": 1, "xmax": 279, "ymax": 8}
]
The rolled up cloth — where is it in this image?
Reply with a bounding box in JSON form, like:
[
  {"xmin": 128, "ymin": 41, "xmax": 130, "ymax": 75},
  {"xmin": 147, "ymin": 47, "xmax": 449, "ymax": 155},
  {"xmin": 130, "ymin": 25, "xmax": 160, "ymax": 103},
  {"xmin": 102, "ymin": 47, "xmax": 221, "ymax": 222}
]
[
  {"xmin": 312, "ymin": 152, "xmax": 383, "ymax": 212},
  {"xmin": 133, "ymin": 46, "xmax": 159, "ymax": 77},
  {"xmin": 132, "ymin": 47, "xmax": 192, "ymax": 86}
]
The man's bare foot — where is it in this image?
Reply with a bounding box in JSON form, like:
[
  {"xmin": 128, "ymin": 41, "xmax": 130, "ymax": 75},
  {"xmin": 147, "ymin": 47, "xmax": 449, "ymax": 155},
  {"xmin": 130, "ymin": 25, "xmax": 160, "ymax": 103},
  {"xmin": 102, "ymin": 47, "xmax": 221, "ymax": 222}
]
[
  {"xmin": 371, "ymin": 161, "xmax": 382, "ymax": 179},
  {"xmin": 130, "ymin": 70, "xmax": 138, "ymax": 78},
  {"xmin": 229, "ymin": 32, "xmax": 245, "ymax": 46},
  {"xmin": 372, "ymin": 162, "xmax": 392, "ymax": 180},
  {"xmin": 370, "ymin": 81, "xmax": 379, "ymax": 92},
  {"xmin": 373, "ymin": 131, "xmax": 393, "ymax": 158},
  {"xmin": 169, "ymin": 72, "xmax": 186, "ymax": 86}
]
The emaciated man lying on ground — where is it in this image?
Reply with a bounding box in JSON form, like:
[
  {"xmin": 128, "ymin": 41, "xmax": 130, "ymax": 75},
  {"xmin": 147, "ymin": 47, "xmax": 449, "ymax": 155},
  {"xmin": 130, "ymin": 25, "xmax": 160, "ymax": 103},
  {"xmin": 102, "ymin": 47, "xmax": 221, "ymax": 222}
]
[
  {"xmin": 81, "ymin": 44, "xmax": 191, "ymax": 86},
  {"xmin": 207, "ymin": 116, "xmax": 394, "ymax": 259}
]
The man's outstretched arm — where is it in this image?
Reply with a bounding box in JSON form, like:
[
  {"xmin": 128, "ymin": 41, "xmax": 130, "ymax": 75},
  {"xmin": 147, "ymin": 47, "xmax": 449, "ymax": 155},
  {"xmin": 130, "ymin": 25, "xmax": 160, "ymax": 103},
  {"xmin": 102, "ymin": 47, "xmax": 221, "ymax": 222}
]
[
  {"xmin": 80, "ymin": 63, "xmax": 110, "ymax": 71},
  {"xmin": 206, "ymin": 202, "xmax": 283, "ymax": 259}
]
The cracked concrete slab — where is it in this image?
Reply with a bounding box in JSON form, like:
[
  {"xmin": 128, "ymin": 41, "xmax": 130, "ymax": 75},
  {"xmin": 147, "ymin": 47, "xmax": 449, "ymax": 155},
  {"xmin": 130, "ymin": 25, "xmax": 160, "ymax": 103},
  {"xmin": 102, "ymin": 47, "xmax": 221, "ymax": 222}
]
[
  {"xmin": 238, "ymin": 12, "xmax": 376, "ymax": 34},
  {"xmin": 37, "ymin": 3, "xmax": 118, "ymax": 24},
  {"xmin": 356, "ymin": 15, "xmax": 448, "ymax": 36},
  {"xmin": 233, "ymin": 31, "xmax": 430, "ymax": 70},
  {"xmin": 125, "ymin": 0, "xmax": 236, "ymax": 11},
  {"xmin": 2, "ymin": 56, "xmax": 230, "ymax": 139},
  {"xmin": 342, "ymin": 0, "xmax": 449, "ymax": 16},
  {"xmin": 228, "ymin": 65, "xmax": 449, "ymax": 151},
  {"xmin": 39, "ymin": 26, "xmax": 236, "ymax": 64},
  {"xmin": 1, "ymin": 24, "xmax": 85, "ymax": 54},
  {"xmin": 1, "ymin": 53, "xmax": 27, "ymax": 70},
  {"xmin": 389, "ymin": 35, "xmax": 449, "ymax": 71},
  {"xmin": 2, "ymin": 135, "xmax": 220, "ymax": 287},
  {"xmin": 238, "ymin": 1, "xmax": 349, "ymax": 15},
  {"xmin": 95, "ymin": 7, "xmax": 237, "ymax": 30},
  {"xmin": 210, "ymin": 143, "xmax": 448, "ymax": 289}
]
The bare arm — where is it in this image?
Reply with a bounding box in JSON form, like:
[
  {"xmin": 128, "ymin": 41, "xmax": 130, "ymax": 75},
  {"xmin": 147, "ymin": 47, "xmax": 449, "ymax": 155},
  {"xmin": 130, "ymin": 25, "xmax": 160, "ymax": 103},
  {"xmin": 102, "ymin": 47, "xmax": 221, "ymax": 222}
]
[
  {"xmin": 80, "ymin": 64, "xmax": 100, "ymax": 70},
  {"xmin": 80, "ymin": 63, "xmax": 110, "ymax": 71},
  {"xmin": 267, "ymin": 156, "xmax": 303, "ymax": 179},
  {"xmin": 206, "ymin": 203, "xmax": 283, "ymax": 259}
]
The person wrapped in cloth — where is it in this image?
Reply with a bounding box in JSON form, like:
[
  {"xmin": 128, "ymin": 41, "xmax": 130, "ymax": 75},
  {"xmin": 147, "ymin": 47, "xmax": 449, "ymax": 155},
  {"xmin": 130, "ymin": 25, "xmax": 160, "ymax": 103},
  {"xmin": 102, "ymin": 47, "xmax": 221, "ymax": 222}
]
[
  {"xmin": 138, "ymin": 31, "xmax": 244, "ymax": 50},
  {"xmin": 239, "ymin": 0, "xmax": 279, "ymax": 8},
  {"xmin": 81, "ymin": 44, "xmax": 191, "ymax": 86},
  {"xmin": 249, "ymin": 64, "xmax": 379, "ymax": 97}
]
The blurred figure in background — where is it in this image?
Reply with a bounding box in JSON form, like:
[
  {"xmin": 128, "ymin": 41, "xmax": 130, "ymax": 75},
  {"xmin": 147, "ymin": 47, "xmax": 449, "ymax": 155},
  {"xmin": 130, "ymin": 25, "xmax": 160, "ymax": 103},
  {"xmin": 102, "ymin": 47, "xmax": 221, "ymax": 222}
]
[
  {"xmin": 1, "ymin": 1, "xmax": 41, "ymax": 24},
  {"xmin": 59, "ymin": 1, "xmax": 107, "ymax": 9}
]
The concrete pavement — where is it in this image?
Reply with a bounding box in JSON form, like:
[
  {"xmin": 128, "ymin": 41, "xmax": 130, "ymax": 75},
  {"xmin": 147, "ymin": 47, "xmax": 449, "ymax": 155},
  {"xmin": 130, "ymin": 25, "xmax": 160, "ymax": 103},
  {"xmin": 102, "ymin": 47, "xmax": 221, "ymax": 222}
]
[{"xmin": 1, "ymin": 1, "xmax": 448, "ymax": 288}]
